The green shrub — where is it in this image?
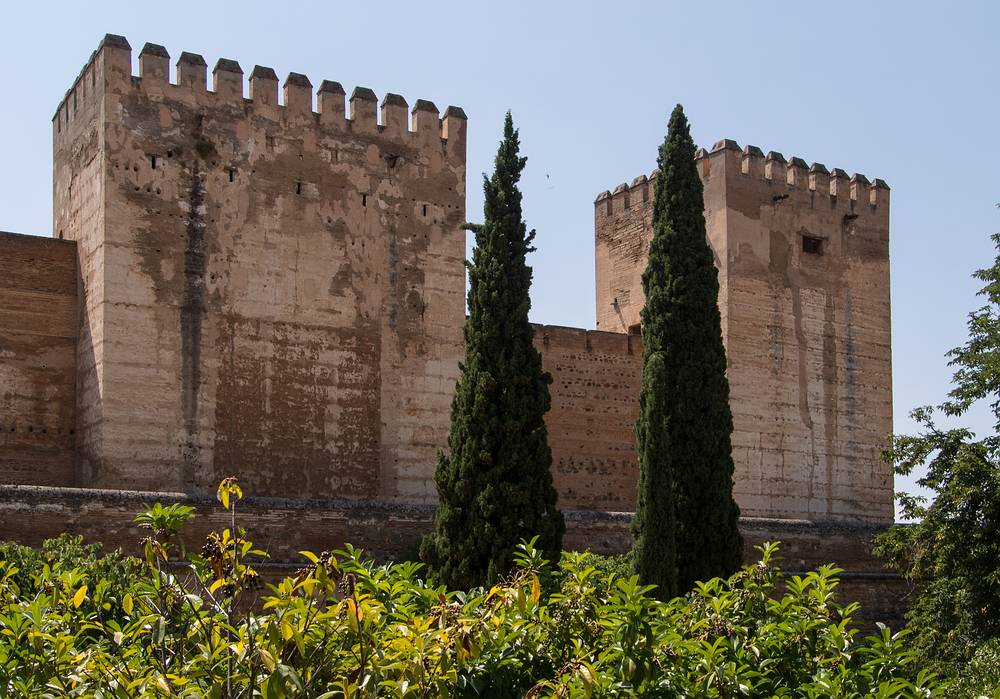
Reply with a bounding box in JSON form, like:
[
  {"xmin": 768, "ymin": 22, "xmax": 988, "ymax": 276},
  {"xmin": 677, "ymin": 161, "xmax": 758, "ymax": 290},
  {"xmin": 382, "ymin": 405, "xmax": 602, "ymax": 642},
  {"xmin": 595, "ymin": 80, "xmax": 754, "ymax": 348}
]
[
  {"xmin": 0, "ymin": 532, "xmax": 141, "ymax": 600},
  {"xmin": 0, "ymin": 482, "xmax": 940, "ymax": 697},
  {"xmin": 941, "ymin": 639, "xmax": 1000, "ymax": 698}
]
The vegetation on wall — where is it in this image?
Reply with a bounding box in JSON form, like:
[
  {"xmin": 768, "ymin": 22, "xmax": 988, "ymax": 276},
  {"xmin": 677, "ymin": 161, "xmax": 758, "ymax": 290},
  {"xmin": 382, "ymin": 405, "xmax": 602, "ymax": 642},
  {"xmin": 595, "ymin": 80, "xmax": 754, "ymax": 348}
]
[
  {"xmin": 0, "ymin": 481, "xmax": 939, "ymax": 697},
  {"xmin": 634, "ymin": 105, "xmax": 742, "ymax": 594},
  {"xmin": 421, "ymin": 111, "xmax": 563, "ymax": 589},
  {"xmin": 876, "ymin": 229, "xmax": 1000, "ymax": 690}
]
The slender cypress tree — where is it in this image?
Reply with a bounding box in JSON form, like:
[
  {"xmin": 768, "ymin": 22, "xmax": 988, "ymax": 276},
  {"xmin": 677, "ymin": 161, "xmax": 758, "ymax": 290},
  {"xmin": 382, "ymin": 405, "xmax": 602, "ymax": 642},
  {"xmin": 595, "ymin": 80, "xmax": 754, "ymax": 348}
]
[
  {"xmin": 421, "ymin": 112, "xmax": 564, "ymax": 589},
  {"xmin": 635, "ymin": 105, "xmax": 742, "ymax": 592},
  {"xmin": 632, "ymin": 351, "xmax": 678, "ymax": 598}
]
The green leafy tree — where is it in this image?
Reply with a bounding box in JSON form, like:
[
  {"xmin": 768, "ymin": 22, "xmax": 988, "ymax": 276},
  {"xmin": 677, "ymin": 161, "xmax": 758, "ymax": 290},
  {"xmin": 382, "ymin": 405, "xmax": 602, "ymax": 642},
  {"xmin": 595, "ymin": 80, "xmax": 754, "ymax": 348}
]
[
  {"xmin": 632, "ymin": 352, "xmax": 678, "ymax": 598},
  {"xmin": 876, "ymin": 230, "xmax": 1000, "ymax": 674},
  {"xmin": 636, "ymin": 105, "xmax": 742, "ymax": 592},
  {"xmin": 421, "ymin": 112, "xmax": 564, "ymax": 589}
]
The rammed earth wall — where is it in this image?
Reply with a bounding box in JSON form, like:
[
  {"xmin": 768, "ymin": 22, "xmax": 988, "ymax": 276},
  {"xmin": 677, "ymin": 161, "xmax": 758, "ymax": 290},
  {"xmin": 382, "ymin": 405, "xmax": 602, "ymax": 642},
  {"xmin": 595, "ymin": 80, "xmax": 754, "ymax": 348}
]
[
  {"xmin": 0, "ymin": 233, "xmax": 78, "ymax": 486},
  {"xmin": 52, "ymin": 36, "xmax": 467, "ymax": 501}
]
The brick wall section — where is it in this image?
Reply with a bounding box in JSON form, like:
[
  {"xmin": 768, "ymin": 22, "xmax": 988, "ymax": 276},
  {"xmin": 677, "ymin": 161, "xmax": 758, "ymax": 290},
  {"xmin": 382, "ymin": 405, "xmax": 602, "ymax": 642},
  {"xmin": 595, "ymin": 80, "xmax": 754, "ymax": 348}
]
[
  {"xmin": 533, "ymin": 324, "xmax": 642, "ymax": 510},
  {"xmin": 0, "ymin": 485, "xmax": 907, "ymax": 628},
  {"xmin": 594, "ymin": 143, "xmax": 893, "ymax": 523},
  {"xmin": 0, "ymin": 233, "xmax": 78, "ymax": 485},
  {"xmin": 53, "ymin": 37, "xmax": 466, "ymax": 500}
]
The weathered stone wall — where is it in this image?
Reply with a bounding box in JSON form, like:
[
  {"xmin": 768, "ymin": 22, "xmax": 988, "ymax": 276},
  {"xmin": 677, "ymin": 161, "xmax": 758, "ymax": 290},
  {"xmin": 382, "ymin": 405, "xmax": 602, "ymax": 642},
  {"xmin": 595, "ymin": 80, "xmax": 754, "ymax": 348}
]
[
  {"xmin": 533, "ymin": 324, "xmax": 642, "ymax": 511},
  {"xmin": 0, "ymin": 484, "xmax": 907, "ymax": 628},
  {"xmin": 0, "ymin": 233, "xmax": 78, "ymax": 486},
  {"xmin": 52, "ymin": 36, "xmax": 466, "ymax": 500},
  {"xmin": 52, "ymin": 48, "xmax": 107, "ymax": 485},
  {"xmin": 593, "ymin": 143, "xmax": 893, "ymax": 523}
]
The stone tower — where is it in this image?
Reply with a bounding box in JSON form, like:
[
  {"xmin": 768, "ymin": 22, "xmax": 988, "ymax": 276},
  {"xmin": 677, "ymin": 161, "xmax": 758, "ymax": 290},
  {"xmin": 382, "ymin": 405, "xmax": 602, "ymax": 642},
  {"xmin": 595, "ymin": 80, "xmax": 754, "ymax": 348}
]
[
  {"xmin": 594, "ymin": 140, "xmax": 893, "ymax": 523},
  {"xmin": 52, "ymin": 35, "xmax": 467, "ymax": 501}
]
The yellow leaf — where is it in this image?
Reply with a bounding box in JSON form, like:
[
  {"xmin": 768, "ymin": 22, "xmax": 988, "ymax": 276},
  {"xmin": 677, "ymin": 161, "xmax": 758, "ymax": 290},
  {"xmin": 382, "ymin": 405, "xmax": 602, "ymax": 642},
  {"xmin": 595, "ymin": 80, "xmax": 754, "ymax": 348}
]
[
  {"xmin": 259, "ymin": 648, "xmax": 276, "ymax": 672},
  {"xmin": 280, "ymin": 618, "xmax": 294, "ymax": 641},
  {"xmin": 345, "ymin": 599, "xmax": 359, "ymax": 633},
  {"xmin": 73, "ymin": 585, "xmax": 87, "ymax": 608},
  {"xmin": 299, "ymin": 550, "xmax": 319, "ymax": 564},
  {"xmin": 531, "ymin": 575, "xmax": 541, "ymax": 604},
  {"xmin": 220, "ymin": 489, "xmax": 230, "ymax": 510},
  {"xmin": 123, "ymin": 593, "xmax": 134, "ymax": 614},
  {"xmin": 156, "ymin": 676, "xmax": 172, "ymax": 694},
  {"xmin": 209, "ymin": 579, "xmax": 224, "ymax": 595}
]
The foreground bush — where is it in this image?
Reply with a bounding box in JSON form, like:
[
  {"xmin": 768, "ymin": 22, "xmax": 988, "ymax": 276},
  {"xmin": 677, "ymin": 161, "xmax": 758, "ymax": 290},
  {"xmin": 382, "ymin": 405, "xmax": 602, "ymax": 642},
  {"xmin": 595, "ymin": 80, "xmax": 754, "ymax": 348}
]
[{"xmin": 0, "ymin": 484, "xmax": 936, "ymax": 697}]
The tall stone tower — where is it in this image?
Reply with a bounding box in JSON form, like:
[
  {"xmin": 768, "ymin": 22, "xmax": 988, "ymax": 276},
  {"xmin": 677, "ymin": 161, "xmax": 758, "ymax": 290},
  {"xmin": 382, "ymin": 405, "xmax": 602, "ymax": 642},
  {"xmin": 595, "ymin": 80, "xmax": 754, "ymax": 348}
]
[
  {"xmin": 594, "ymin": 140, "xmax": 893, "ymax": 523},
  {"xmin": 52, "ymin": 35, "xmax": 467, "ymax": 501}
]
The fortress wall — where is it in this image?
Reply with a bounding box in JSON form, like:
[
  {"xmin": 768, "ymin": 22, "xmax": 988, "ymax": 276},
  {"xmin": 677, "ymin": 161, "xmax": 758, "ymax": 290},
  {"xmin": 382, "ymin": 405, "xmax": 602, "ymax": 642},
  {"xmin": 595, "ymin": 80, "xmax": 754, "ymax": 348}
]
[
  {"xmin": 0, "ymin": 233, "xmax": 78, "ymax": 485},
  {"xmin": 40, "ymin": 35, "xmax": 891, "ymax": 527},
  {"xmin": 592, "ymin": 144, "xmax": 892, "ymax": 524},
  {"xmin": 53, "ymin": 43, "xmax": 109, "ymax": 484},
  {"xmin": 53, "ymin": 37, "xmax": 466, "ymax": 500},
  {"xmin": 714, "ymin": 144, "xmax": 893, "ymax": 523},
  {"xmin": 594, "ymin": 158, "xmax": 728, "ymax": 334},
  {"xmin": 533, "ymin": 324, "xmax": 642, "ymax": 510}
]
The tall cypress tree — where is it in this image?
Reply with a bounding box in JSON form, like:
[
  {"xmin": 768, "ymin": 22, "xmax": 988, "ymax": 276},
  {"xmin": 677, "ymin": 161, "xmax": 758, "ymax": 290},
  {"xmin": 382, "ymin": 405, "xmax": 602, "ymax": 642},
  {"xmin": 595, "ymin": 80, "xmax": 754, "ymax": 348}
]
[
  {"xmin": 636, "ymin": 105, "xmax": 742, "ymax": 592},
  {"xmin": 421, "ymin": 112, "xmax": 564, "ymax": 589},
  {"xmin": 632, "ymin": 352, "xmax": 678, "ymax": 598}
]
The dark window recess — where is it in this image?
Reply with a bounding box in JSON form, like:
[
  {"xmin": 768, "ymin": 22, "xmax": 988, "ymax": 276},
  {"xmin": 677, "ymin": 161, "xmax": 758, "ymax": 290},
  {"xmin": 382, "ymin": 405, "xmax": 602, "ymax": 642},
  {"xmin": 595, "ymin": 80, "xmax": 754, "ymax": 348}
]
[
  {"xmin": 150, "ymin": 155, "xmax": 157, "ymax": 169},
  {"xmin": 362, "ymin": 194, "xmax": 368, "ymax": 208},
  {"xmin": 802, "ymin": 236, "xmax": 824, "ymax": 255},
  {"xmin": 628, "ymin": 323, "xmax": 642, "ymax": 336},
  {"xmin": 228, "ymin": 169, "xmax": 235, "ymax": 183},
  {"xmin": 296, "ymin": 182, "xmax": 302, "ymax": 195},
  {"xmin": 422, "ymin": 204, "xmax": 427, "ymax": 217}
]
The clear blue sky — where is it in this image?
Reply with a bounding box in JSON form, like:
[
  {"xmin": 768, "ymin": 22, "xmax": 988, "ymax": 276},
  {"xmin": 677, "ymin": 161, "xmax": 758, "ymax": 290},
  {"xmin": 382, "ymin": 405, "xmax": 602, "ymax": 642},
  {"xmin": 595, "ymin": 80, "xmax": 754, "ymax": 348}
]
[{"xmin": 2, "ymin": 1, "xmax": 997, "ymax": 510}]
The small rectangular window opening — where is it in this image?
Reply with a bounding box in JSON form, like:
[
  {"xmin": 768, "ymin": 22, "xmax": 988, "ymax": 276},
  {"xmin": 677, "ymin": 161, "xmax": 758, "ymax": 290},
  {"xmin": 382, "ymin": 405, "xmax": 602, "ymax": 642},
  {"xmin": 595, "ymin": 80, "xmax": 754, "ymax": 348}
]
[
  {"xmin": 362, "ymin": 194, "xmax": 368, "ymax": 208},
  {"xmin": 802, "ymin": 236, "xmax": 824, "ymax": 256},
  {"xmin": 296, "ymin": 181, "xmax": 302, "ymax": 195},
  {"xmin": 627, "ymin": 323, "xmax": 642, "ymax": 336},
  {"xmin": 422, "ymin": 204, "xmax": 427, "ymax": 217},
  {"xmin": 228, "ymin": 168, "xmax": 235, "ymax": 183},
  {"xmin": 150, "ymin": 155, "xmax": 157, "ymax": 170}
]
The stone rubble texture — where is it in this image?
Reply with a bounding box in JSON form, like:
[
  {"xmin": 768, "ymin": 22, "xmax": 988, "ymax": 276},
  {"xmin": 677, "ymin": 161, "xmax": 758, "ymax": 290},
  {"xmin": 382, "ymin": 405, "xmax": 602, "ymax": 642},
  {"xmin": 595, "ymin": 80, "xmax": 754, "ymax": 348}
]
[{"xmin": 0, "ymin": 35, "xmax": 895, "ymax": 600}]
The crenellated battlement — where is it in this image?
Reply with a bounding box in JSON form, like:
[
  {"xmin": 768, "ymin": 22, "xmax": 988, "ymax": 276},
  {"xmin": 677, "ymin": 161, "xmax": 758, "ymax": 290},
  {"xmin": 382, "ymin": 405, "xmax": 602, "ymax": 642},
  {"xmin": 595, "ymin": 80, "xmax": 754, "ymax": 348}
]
[
  {"xmin": 532, "ymin": 323, "xmax": 642, "ymax": 356},
  {"xmin": 53, "ymin": 34, "xmax": 467, "ymax": 155},
  {"xmin": 723, "ymin": 140, "xmax": 889, "ymax": 208},
  {"xmin": 594, "ymin": 138, "xmax": 890, "ymax": 218}
]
